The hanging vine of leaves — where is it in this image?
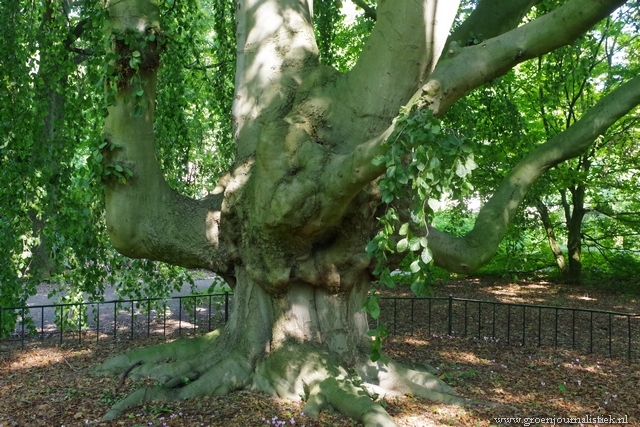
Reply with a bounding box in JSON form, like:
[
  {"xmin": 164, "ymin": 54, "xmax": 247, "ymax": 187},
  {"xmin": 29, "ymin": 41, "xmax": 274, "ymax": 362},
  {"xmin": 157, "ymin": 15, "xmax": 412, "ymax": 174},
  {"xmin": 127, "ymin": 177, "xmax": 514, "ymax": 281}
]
[
  {"xmin": 105, "ymin": 27, "xmax": 165, "ymax": 117},
  {"xmin": 363, "ymin": 99, "xmax": 478, "ymax": 361}
]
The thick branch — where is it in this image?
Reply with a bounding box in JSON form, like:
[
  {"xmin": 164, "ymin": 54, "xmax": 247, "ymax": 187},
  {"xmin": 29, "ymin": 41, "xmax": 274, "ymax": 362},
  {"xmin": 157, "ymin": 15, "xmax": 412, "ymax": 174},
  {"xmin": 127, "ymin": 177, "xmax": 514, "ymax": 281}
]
[
  {"xmin": 351, "ymin": 0, "xmax": 376, "ymax": 21},
  {"xmin": 427, "ymin": 0, "xmax": 628, "ymax": 116},
  {"xmin": 340, "ymin": 0, "xmax": 629, "ymax": 198},
  {"xmin": 232, "ymin": 0, "xmax": 318, "ymax": 159},
  {"xmin": 333, "ymin": 0, "xmax": 460, "ymax": 137},
  {"xmin": 427, "ymin": 74, "xmax": 640, "ymax": 273},
  {"xmin": 446, "ymin": 0, "xmax": 541, "ymax": 47},
  {"xmin": 103, "ymin": 0, "xmax": 236, "ymax": 276}
]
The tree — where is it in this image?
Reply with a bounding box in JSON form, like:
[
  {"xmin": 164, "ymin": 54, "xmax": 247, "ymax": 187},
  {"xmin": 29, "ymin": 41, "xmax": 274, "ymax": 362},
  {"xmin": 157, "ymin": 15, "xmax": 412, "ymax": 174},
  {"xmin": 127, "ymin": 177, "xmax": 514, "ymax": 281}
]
[
  {"xmin": 91, "ymin": 0, "xmax": 640, "ymax": 425},
  {"xmin": 441, "ymin": 9, "xmax": 640, "ymax": 284},
  {"xmin": 0, "ymin": 0, "xmax": 221, "ymax": 337}
]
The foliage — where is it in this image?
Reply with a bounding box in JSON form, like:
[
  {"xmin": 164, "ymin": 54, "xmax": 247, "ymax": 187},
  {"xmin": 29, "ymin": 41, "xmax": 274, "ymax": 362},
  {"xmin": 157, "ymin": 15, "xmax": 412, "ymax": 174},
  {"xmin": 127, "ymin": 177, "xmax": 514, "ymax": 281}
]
[
  {"xmin": 364, "ymin": 99, "xmax": 478, "ymax": 360},
  {"xmin": 434, "ymin": 5, "xmax": 640, "ymax": 285},
  {"xmin": 0, "ymin": 0, "xmax": 235, "ymax": 337}
]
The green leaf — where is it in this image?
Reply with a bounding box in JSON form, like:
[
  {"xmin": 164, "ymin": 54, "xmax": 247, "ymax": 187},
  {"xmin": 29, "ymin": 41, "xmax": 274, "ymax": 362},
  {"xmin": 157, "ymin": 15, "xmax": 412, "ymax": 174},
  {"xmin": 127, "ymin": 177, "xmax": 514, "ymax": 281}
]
[
  {"xmin": 398, "ymin": 222, "xmax": 409, "ymax": 236},
  {"xmin": 396, "ymin": 169, "xmax": 409, "ymax": 185},
  {"xmin": 363, "ymin": 296, "xmax": 381, "ymax": 319},
  {"xmin": 386, "ymin": 165, "xmax": 396, "ymax": 178},
  {"xmin": 465, "ymin": 155, "xmax": 478, "ymax": 171},
  {"xmin": 460, "ymin": 143, "xmax": 473, "ymax": 153},
  {"xmin": 366, "ymin": 238, "xmax": 382, "ymax": 257},
  {"xmin": 132, "ymin": 50, "xmax": 141, "ymax": 57},
  {"xmin": 409, "ymin": 237, "xmax": 421, "ymax": 251},
  {"xmin": 421, "ymin": 248, "xmax": 433, "ymax": 264},
  {"xmin": 381, "ymin": 192, "xmax": 394, "ymax": 204},
  {"xmin": 409, "ymin": 260, "xmax": 421, "ymax": 273},
  {"xmin": 396, "ymin": 238, "xmax": 409, "ymax": 253},
  {"xmin": 455, "ymin": 161, "xmax": 467, "ymax": 178},
  {"xmin": 372, "ymin": 155, "xmax": 388, "ymax": 166},
  {"xmin": 411, "ymin": 280, "xmax": 429, "ymax": 296},
  {"xmin": 380, "ymin": 269, "xmax": 395, "ymax": 288}
]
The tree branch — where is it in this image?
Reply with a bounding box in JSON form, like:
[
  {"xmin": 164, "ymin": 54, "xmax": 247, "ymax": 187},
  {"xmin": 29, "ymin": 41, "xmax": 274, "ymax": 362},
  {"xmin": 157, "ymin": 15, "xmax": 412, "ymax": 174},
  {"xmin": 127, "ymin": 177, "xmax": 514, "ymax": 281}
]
[
  {"xmin": 330, "ymin": 0, "xmax": 629, "ymax": 210},
  {"xmin": 427, "ymin": 73, "xmax": 640, "ymax": 273},
  {"xmin": 332, "ymin": 0, "xmax": 460, "ymax": 140},
  {"xmin": 351, "ymin": 0, "xmax": 376, "ymax": 21},
  {"xmin": 427, "ymin": 0, "xmax": 628, "ymax": 116},
  {"xmin": 446, "ymin": 0, "xmax": 541, "ymax": 47},
  {"xmin": 103, "ymin": 0, "xmax": 237, "ymax": 279},
  {"xmin": 232, "ymin": 0, "xmax": 318, "ymax": 160}
]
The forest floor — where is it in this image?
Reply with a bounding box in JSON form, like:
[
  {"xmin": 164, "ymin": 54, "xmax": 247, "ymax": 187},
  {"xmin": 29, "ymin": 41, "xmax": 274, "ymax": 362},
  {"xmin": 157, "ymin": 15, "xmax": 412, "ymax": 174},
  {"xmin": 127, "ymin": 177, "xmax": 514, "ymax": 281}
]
[{"xmin": 1, "ymin": 275, "xmax": 639, "ymax": 427}]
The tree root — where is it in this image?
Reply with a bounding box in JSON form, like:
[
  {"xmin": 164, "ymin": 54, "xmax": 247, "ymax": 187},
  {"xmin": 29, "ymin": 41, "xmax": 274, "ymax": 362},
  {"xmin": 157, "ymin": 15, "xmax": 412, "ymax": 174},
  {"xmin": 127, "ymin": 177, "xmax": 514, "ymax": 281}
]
[{"xmin": 96, "ymin": 336, "xmax": 495, "ymax": 426}]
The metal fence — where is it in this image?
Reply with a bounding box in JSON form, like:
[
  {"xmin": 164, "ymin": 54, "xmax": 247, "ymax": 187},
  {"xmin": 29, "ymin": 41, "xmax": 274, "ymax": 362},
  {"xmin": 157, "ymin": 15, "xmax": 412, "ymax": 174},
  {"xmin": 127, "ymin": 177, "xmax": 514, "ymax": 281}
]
[
  {"xmin": 0, "ymin": 292, "xmax": 230, "ymax": 350},
  {"xmin": 1, "ymin": 293, "xmax": 639, "ymax": 361},
  {"xmin": 376, "ymin": 295, "xmax": 640, "ymax": 361}
]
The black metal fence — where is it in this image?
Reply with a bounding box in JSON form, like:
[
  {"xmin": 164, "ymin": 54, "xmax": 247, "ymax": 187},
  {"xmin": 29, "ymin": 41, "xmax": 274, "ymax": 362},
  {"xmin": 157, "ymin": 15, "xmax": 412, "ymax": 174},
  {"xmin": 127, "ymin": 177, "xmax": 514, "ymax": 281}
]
[
  {"xmin": 376, "ymin": 295, "xmax": 640, "ymax": 361},
  {"xmin": 2, "ymin": 293, "xmax": 639, "ymax": 361},
  {"xmin": 0, "ymin": 292, "xmax": 230, "ymax": 350}
]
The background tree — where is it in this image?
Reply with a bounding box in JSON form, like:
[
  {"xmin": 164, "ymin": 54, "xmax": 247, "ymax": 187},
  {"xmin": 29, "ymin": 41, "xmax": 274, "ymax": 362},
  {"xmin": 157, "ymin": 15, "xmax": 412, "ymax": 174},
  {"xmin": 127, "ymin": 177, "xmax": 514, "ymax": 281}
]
[
  {"xmin": 442, "ymin": 5, "xmax": 640, "ymax": 284},
  {"xmin": 89, "ymin": 0, "xmax": 640, "ymax": 425},
  {"xmin": 0, "ymin": 0, "xmax": 238, "ymax": 337}
]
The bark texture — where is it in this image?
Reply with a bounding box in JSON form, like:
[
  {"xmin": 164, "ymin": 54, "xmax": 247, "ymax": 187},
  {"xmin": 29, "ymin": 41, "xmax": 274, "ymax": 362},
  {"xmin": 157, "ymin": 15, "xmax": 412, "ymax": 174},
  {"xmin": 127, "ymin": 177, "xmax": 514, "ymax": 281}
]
[{"xmin": 98, "ymin": 0, "xmax": 639, "ymax": 425}]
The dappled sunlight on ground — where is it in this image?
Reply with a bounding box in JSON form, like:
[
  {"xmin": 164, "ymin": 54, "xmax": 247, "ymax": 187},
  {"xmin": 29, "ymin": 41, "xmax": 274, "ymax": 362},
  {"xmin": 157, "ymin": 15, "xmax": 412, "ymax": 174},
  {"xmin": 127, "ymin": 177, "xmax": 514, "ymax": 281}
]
[
  {"xmin": 426, "ymin": 276, "xmax": 640, "ymax": 314},
  {"xmin": 2, "ymin": 277, "xmax": 640, "ymax": 426},
  {"xmin": 1, "ymin": 346, "xmax": 92, "ymax": 371},
  {"xmin": 434, "ymin": 349, "xmax": 491, "ymax": 366}
]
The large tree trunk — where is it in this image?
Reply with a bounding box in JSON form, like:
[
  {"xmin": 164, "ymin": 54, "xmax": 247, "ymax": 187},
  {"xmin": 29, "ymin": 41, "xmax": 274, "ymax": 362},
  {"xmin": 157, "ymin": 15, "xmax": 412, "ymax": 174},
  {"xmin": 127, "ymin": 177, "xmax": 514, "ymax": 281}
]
[
  {"xmin": 95, "ymin": 0, "xmax": 640, "ymax": 425},
  {"xmin": 97, "ymin": 267, "xmax": 463, "ymax": 426}
]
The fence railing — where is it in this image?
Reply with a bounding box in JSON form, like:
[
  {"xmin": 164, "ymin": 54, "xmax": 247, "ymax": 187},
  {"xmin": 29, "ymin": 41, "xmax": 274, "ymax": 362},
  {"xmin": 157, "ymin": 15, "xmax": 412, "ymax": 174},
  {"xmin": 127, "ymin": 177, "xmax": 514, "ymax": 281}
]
[
  {"xmin": 376, "ymin": 295, "xmax": 640, "ymax": 361},
  {"xmin": 0, "ymin": 292, "xmax": 230, "ymax": 350},
  {"xmin": 2, "ymin": 293, "xmax": 639, "ymax": 361}
]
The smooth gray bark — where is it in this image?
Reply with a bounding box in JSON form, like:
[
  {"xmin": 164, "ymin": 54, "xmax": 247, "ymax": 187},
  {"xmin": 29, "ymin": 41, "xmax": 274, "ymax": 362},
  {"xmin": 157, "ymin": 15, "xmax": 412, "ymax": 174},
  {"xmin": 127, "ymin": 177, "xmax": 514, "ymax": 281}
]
[{"xmin": 98, "ymin": 0, "xmax": 638, "ymax": 424}]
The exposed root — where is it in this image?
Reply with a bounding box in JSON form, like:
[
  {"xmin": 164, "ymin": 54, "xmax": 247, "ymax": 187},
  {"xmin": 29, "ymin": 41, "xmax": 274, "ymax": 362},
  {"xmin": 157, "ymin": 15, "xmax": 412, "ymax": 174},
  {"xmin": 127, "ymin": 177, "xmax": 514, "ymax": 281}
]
[
  {"xmin": 357, "ymin": 358, "xmax": 472, "ymax": 405},
  {"xmin": 93, "ymin": 328, "xmax": 221, "ymax": 377},
  {"xmin": 303, "ymin": 377, "xmax": 396, "ymax": 427},
  {"xmin": 96, "ymin": 333, "xmax": 496, "ymax": 425},
  {"xmin": 117, "ymin": 360, "xmax": 143, "ymax": 391},
  {"xmin": 97, "ymin": 346, "xmax": 253, "ymax": 421}
]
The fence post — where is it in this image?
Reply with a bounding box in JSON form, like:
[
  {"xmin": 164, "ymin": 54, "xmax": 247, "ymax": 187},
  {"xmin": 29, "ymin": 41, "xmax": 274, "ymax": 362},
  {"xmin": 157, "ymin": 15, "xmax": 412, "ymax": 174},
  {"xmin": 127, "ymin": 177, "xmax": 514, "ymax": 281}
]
[
  {"xmin": 224, "ymin": 291, "xmax": 229, "ymax": 322},
  {"xmin": 448, "ymin": 295, "xmax": 453, "ymax": 336}
]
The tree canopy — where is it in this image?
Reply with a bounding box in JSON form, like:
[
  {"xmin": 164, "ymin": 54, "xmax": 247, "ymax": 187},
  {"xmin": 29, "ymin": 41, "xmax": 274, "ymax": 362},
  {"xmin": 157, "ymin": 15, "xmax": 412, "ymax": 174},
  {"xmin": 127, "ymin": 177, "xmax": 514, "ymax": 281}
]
[{"xmin": 2, "ymin": 0, "xmax": 640, "ymax": 425}]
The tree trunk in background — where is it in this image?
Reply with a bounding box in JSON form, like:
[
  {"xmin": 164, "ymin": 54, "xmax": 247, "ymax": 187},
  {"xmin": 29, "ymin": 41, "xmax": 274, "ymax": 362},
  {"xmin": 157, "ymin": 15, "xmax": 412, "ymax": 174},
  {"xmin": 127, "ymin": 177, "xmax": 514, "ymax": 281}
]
[
  {"xmin": 535, "ymin": 198, "xmax": 569, "ymax": 281},
  {"xmin": 566, "ymin": 185, "xmax": 587, "ymax": 285},
  {"xmin": 28, "ymin": 0, "xmax": 67, "ymax": 280}
]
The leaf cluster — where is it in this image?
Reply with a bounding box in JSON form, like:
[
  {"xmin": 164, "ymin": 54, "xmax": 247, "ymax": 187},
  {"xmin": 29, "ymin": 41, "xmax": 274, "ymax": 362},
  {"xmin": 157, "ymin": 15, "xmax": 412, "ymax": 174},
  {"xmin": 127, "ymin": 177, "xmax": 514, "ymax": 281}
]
[{"xmin": 362, "ymin": 102, "xmax": 478, "ymax": 360}]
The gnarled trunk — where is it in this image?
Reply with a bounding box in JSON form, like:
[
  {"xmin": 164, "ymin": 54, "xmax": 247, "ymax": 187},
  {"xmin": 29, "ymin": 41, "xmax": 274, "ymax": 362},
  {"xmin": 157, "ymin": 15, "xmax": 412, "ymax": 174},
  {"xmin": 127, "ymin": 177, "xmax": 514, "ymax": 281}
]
[
  {"xmin": 97, "ymin": 267, "xmax": 464, "ymax": 426},
  {"xmin": 95, "ymin": 0, "xmax": 640, "ymax": 425}
]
